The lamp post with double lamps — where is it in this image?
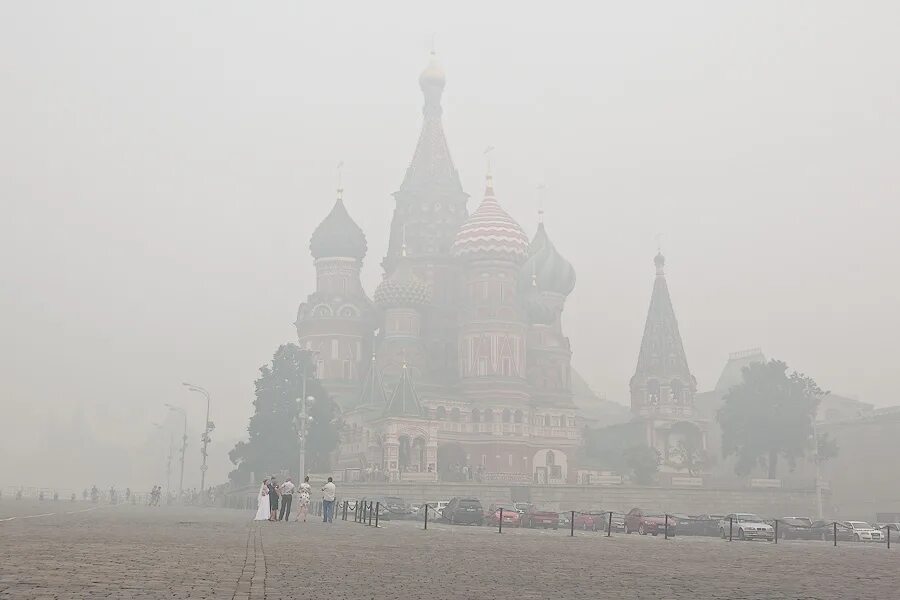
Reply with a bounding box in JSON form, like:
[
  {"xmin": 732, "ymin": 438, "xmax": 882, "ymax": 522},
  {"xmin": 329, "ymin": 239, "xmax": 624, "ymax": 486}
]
[
  {"xmin": 165, "ymin": 404, "xmax": 188, "ymax": 500},
  {"xmin": 182, "ymin": 383, "xmax": 213, "ymax": 497}
]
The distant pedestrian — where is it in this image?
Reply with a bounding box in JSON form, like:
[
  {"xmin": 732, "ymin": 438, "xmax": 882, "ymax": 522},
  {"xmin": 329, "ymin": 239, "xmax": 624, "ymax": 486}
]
[
  {"xmin": 295, "ymin": 476, "xmax": 311, "ymax": 523},
  {"xmin": 321, "ymin": 477, "xmax": 336, "ymax": 523},
  {"xmin": 278, "ymin": 478, "xmax": 295, "ymax": 522},
  {"xmin": 267, "ymin": 476, "xmax": 279, "ymax": 521}
]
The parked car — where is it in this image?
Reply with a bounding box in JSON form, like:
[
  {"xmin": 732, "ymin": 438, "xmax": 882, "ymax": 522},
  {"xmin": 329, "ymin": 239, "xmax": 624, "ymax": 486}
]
[
  {"xmin": 810, "ymin": 520, "xmax": 854, "ymax": 542},
  {"xmin": 846, "ymin": 521, "xmax": 883, "ymax": 542},
  {"xmin": 486, "ymin": 504, "xmax": 521, "ymax": 527},
  {"xmin": 521, "ymin": 504, "xmax": 559, "ymax": 529},
  {"xmin": 673, "ymin": 514, "xmax": 721, "ymax": 537},
  {"xmin": 625, "ymin": 508, "xmax": 677, "ymax": 536},
  {"xmin": 381, "ymin": 496, "xmax": 413, "ymax": 519},
  {"xmin": 416, "ymin": 500, "xmax": 450, "ymax": 521},
  {"xmin": 718, "ymin": 514, "xmax": 774, "ymax": 541},
  {"xmin": 777, "ymin": 516, "xmax": 819, "ymax": 540},
  {"xmin": 875, "ymin": 523, "xmax": 900, "ymax": 541},
  {"xmin": 442, "ymin": 498, "xmax": 484, "ymax": 525},
  {"xmin": 573, "ymin": 512, "xmax": 598, "ymax": 531}
]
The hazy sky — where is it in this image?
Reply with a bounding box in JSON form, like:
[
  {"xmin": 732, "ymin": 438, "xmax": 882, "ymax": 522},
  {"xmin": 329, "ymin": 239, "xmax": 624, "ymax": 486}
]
[{"xmin": 2, "ymin": 1, "xmax": 898, "ymax": 488}]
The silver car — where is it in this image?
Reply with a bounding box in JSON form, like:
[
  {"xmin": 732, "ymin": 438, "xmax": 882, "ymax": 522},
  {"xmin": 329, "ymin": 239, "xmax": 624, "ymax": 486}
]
[{"xmin": 718, "ymin": 513, "xmax": 775, "ymax": 541}]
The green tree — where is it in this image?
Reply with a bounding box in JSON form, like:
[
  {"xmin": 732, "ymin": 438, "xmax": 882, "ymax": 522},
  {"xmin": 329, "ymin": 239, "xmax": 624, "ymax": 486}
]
[
  {"xmin": 228, "ymin": 344, "xmax": 340, "ymax": 484},
  {"xmin": 717, "ymin": 359, "xmax": 824, "ymax": 478}
]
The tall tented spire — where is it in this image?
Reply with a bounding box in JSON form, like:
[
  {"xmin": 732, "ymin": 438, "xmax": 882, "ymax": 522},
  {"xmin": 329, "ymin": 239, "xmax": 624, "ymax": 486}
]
[
  {"xmin": 384, "ymin": 363, "xmax": 424, "ymax": 417},
  {"xmin": 400, "ymin": 53, "xmax": 462, "ymax": 192},
  {"xmin": 358, "ymin": 354, "xmax": 387, "ymax": 407},
  {"xmin": 632, "ymin": 252, "xmax": 693, "ymax": 384}
]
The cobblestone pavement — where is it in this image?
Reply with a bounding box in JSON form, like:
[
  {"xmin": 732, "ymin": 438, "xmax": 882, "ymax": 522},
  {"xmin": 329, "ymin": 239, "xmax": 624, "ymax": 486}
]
[{"xmin": 1, "ymin": 500, "xmax": 897, "ymax": 599}]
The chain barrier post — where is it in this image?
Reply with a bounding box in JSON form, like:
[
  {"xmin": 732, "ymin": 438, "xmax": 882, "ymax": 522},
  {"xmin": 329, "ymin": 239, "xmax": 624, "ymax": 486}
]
[
  {"xmin": 498, "ymin": 508, "xmax": 503, "ymax": 534},
  {"xmin": 375, "ymin": 502, "xmax": 380, "ymax": 528},
  {"xmin": 729, "ymin": 516, "xmax": 733, "ymax": 542},
  {"xmin": 369, "ymin": 502, "xmax": 374, "ymax": 526},
  {"xmin": 607, "ymin": 512, "xmax": 612, "ymax": 537},
  {"xmin": 424, "ymin": 503, "xmax": 428, "ymax": 530},
  {"xmin": 887, "ymin": 526, "xmax": 890, "ymax": 549},
  {"xmin": 343, "ymin": 500, "xmax": 348, "ymax": 521},
  {"xmin": 364, "ymin": 501, "xmax": 369, "ymax": 525},
  {"xmin": 774, "ymin": 520, "xmax": 778, "ymax": 544},
  {"xmin": 570, "ymin": 511, "xmax": 575, "ymax": 537},
  {"xmin": 833, "ymin": 521, "xmax": 838, "ymax": 547},
  {"xmin": 664, "ymin": 514, "xmax": 669, "ymax": 540}
]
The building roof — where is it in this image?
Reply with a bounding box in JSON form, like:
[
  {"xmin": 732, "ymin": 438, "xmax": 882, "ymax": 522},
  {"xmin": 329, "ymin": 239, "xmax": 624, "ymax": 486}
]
[
  {"xmin": 309, "ymin": 195, "xmax": 367, "ymax": 260},
  {"xmin": 631, "ymin": 253, "xmax": 694, "ymax": 387},
  {"xmin": 714, "ymin": 348, "xmax": 767, "ymax": 394},
  {"xmin": 451, "ymin": 175, "xmax": 529, "ymax": 262},
  {"xmin": 384, "ymin": 363, "xmax": 424, "ymax": 417},
  {"xmin": 358, "ymin": 355, "xmax": 387, "ymax": 407}
]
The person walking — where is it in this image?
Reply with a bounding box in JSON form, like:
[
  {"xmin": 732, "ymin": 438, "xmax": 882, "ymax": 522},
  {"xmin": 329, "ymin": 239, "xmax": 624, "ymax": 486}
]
[
  {"xmin": 321, "ymin": 477, "xmax": 336, "ymax": 523},
  {"xmin": 294, "ymin": 476, "xmax": 311, "ymax": 523},
  {"xmin": 278, "ymin": 478, "xmax": 295, "ymax": 522}
]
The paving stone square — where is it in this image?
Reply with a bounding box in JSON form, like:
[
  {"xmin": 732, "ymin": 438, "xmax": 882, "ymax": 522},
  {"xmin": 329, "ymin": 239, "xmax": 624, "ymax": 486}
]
[{"xmin": 0, "ymin": 501, "xmax": 896, "ymax": 599}]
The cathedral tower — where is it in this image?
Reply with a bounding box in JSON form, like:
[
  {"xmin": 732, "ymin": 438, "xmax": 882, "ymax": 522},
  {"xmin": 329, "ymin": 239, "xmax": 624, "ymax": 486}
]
[
  {"xmin": 296, "ymin": 191, "xmax": 374, "ymax": 408},
  {"xmin": 452, "ymin": 174, "xmax": 530, "ymax": 402},
  {"xmin": 520, "ymin": 219, "xmax": 577, "ymax": 405},
  {"xmin": 384, "ymin": 53, "xmax": 469, "ymax": 383}
]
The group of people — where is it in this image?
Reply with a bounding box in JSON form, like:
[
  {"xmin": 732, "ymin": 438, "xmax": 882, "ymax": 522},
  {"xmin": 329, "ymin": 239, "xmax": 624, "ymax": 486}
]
[
  {"xmin": 148, "ymin": 485, "xmax": 163, "ymax": 506},
  {"xmin": 254, "ymin": 475, "xmax": 336, "ymax": 523},
  {"xmin": 445, "ymin": 463, "xmax": 485, "ymax": 482}
]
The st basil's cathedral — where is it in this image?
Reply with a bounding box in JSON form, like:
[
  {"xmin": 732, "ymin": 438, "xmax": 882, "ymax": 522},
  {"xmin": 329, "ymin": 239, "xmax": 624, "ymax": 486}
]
[{"xmin": 295, "ymin": 54, "xmax": 705, "ymax": 484}]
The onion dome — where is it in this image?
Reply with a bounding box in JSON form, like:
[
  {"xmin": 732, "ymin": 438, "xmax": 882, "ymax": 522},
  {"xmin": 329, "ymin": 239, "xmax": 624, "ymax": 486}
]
[
  {"xmin": 309, "ymin": 195, "xmax": 367, "ymax": 260},
  {"xmin": 451, "ymin": 175, "xmax": 529, "ymax": 263},
  {"xmin": 523, "ymin": 294, "xmax": 556, "ymax": 325},
  {"xmin": 654, "ymin": 251, "xmax": 666, "ymax": 275},
  {"xmin": 373, "ymin": 259, "xmax": 432, "ymax": 308},
  {"xmin": 419, "ymin": 52, "xmax": 446, "ymax": 116},
  {"xmin": 520, "ymin": 222, "xmax": 576, "ymax": 296}
]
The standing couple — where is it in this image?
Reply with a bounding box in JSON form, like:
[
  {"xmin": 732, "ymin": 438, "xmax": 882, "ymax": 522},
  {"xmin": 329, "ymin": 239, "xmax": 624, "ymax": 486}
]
[{"xmin": 254, "ymin": 476, "xmax": 312, "ymax": 522}]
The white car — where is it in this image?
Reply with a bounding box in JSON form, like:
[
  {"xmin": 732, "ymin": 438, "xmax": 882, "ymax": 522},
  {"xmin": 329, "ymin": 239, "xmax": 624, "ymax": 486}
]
[
  {"xmin": 846, "ymin": 521, "xmax": 883, "ymax": 542},
  {"xmin": 718, "ymin": 513, "xmax": 775, "ymax": 541}
]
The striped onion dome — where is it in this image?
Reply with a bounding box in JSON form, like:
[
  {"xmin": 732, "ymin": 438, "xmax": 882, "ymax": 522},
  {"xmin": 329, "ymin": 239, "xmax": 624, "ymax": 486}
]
[{"xmin": 451, "ymin": 176, "xmax": 529, "ymax": 263}]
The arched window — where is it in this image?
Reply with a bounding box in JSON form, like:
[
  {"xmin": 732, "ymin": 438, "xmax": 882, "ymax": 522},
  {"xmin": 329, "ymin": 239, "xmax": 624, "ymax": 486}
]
[
  {"xmin": 513, "ymin": 409, "xmax": 523, "ymax": 424},
  {"xmin": 546, "ymin": 450, "xmax": 556, "ymax": 466},
  {"xmin": 502, "ymin": 409, "xmax": 511, "ymax": 423},
  {"xmin": 484, "ymin": 408, "xmax": 494, "ymax": 423},
  {"xmin": 450, "ymin": 407, "xmax": 460, "ymax": 422},
  {"xmin": 471, "ymin": 409, "xmax": 481, "ymax": 423},
  {"xmin": 435, "ymin": 406, "xmax": 446, "ymax": 420}
]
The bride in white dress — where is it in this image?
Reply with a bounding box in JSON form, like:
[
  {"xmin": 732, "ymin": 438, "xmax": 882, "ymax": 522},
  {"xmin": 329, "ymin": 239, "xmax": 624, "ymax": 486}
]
[{"xmin": 253, "ymin": 478, "xmax": 270, "ymax": 521}]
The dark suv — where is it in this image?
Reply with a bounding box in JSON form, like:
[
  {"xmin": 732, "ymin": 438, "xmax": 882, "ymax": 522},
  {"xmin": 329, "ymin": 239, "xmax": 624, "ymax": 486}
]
[{"xmin": 442, "ymin": 497, "xmax": 484, "ymax": 525}]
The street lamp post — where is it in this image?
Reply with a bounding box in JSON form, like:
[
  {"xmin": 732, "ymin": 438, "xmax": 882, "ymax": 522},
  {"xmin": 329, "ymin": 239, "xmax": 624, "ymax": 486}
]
[
  {"xmin": 183, "ymin": 383, "xmax": 212, "ymax": 496},
  {"xmin": 166, "ymin": 404, "xmax": 188, "ymax": 500},
  {"xmin": 297, "ymin": 352, "xmax": 318, "ymax": 480}
]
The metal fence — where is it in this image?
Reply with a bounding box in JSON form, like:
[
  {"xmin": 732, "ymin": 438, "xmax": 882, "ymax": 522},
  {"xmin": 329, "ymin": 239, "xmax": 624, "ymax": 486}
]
[{"xmin": 337, "ymin": 500, "xmax": 896, "ymax": 550}]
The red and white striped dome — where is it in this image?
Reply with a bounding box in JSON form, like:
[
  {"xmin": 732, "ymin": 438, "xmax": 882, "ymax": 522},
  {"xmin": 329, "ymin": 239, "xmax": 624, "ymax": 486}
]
[{"xmin": 451, "ymin": 176, "xmax": 529, "ymax": 263}]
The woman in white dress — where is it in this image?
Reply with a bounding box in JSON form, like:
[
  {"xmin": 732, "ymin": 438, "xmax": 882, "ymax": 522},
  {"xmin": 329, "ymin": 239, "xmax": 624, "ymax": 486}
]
[{"xmin": 253, "ymin": 478, "xmax": 270, "ymax": 521}]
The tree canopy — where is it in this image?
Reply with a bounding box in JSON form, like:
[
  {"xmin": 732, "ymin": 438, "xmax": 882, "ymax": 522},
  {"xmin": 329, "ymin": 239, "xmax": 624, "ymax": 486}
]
[
  {"xmin": 717, "ymin": 359, "xmax": 824, "ymax": 478},
  {"xmin": 228, "ymin": 343, "xmax": 340, "ymax": 484}
]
